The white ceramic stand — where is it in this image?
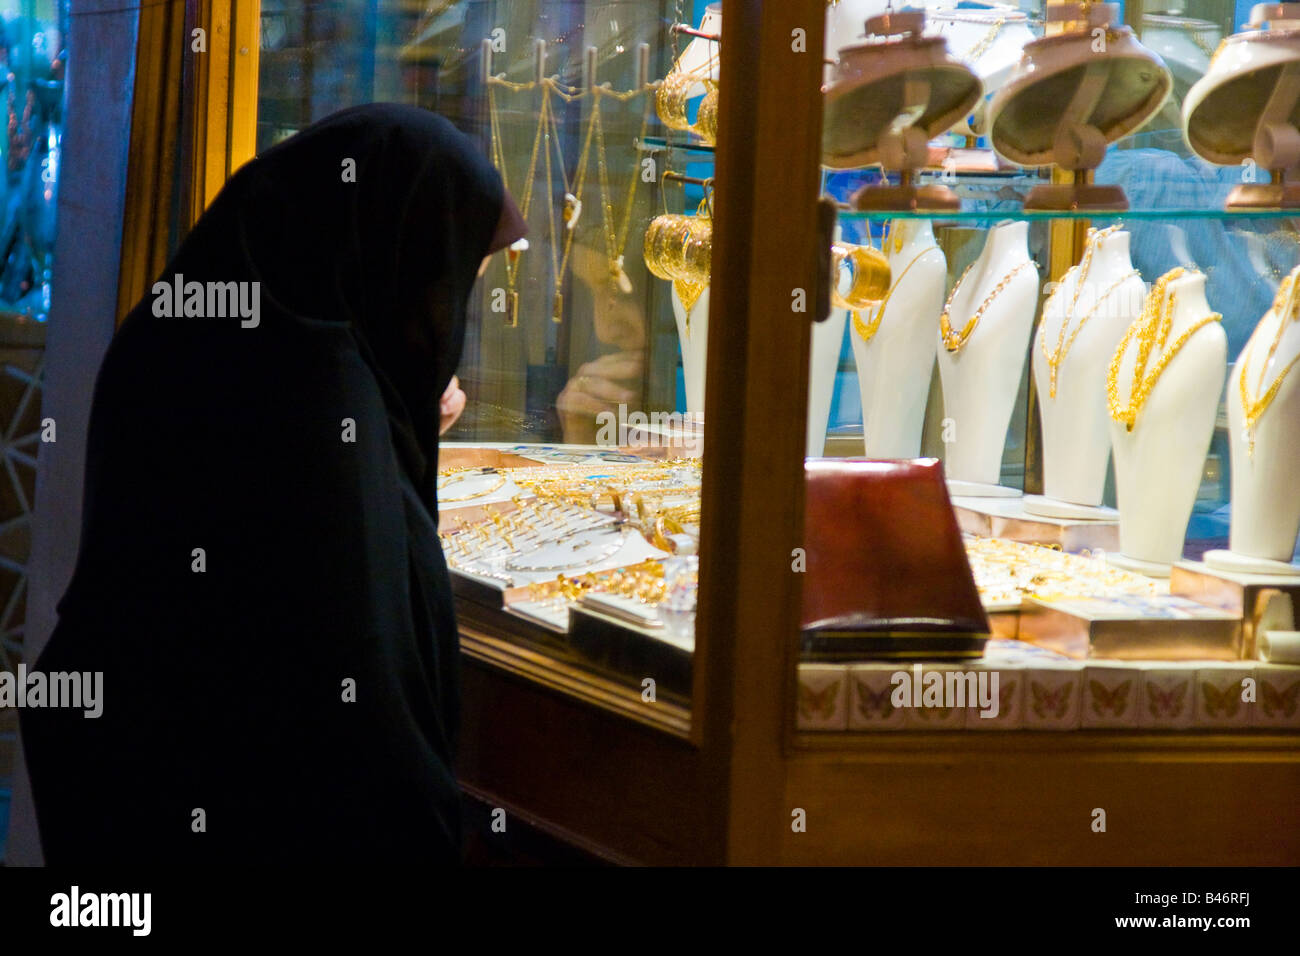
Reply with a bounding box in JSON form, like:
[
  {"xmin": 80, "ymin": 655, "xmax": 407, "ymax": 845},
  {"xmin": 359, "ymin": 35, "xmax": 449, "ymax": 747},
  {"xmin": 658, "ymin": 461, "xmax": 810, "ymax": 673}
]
[
  {"xmin": 1204, "ymin": 270, "xmax": 1300, "ymax": 577},
  {"xmin": 808, "ymin": 305, "xmax": 848, "ymax": 456},
  {"xmin": 1109, "ymin": 270, "xmax": 1227, "ymax": 576},
  {"xmin": 850, "ymin": 219, "xmax": 946, "ymax": 458},
  {"xmin": 1027, "ymin": 227, "xmax": 1145, "ymax": 518},
  {"xmin": 673, "ymin": 286, "xmax": 710, "ymax": 417},
  {"xmin": 936, "ymin": 219, "xmax": 1040, "ymax": 494},
  {"xmin": 674, "ymin": 3, "xmax": 722, "ymax": 96}
]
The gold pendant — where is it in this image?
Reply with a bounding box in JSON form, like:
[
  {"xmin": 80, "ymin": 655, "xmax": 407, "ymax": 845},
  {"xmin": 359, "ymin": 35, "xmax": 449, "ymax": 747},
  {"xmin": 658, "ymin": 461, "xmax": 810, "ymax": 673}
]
[
  {"xmin": 563, "ymin": 192, "xmax": 582, "ymax": 230},
  {"xmin": 675, "ymin": 279, "xmax": 706, "ymax": 314},
  {"xmin": 552, "ymin": 291, "xmax": 564, "ymax": 324},
  {"xmin": 610, "ymin": 255, "xmax": 633, "ymax": 294},
  {"xmin": 505, "ymin": 290, "xmax": 519, "ymax": 328}
]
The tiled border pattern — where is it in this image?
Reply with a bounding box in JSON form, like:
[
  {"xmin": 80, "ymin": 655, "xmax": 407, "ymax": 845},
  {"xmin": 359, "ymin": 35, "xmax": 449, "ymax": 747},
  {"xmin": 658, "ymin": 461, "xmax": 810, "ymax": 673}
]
[{"xmin": 797, "ymin": 641, "xmax": 1300, "ymax": 732}]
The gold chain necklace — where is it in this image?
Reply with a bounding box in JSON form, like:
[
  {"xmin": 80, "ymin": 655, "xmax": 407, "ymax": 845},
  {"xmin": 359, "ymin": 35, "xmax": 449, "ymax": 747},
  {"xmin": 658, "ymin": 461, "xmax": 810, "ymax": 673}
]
[
  {"xmin": 962, "ymin": 16, "xmax": 1006, "ymax": 63},
  {"xmin": 594, "ymin": 85, "xmax": 652, "ymax": 296},
  {"xmin": 488, "ymin": 81, "xmax": 548, "ymax": 327},
  {"xmin": 544, "ymin": 80, "xmax": 595, "ymax": 324},
  {"xmin": 1239, "ymin": 273, "xmax": 1300, "ymax": 456},
  {"xmin": 852, "ymin": 246, "xmax": 937, "ymax": 345},
  {"xmin": 1107, "ymin": 268, "xmax": 1222, "ymax": 431},
  {"xmin": 940, "ymin": 259, "xmax": 1035, "ymax": 352},
  {"xmin": 1040, "ymin": 226, "xmax": 1138, "ymax": 398}
]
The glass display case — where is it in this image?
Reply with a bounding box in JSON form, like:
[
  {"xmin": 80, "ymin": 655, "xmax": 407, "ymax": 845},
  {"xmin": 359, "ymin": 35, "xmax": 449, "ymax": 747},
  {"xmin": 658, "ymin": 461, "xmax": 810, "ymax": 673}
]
[{"xmin": 126, "ymin": 0, "xmax": 1300, "ymax": 864}]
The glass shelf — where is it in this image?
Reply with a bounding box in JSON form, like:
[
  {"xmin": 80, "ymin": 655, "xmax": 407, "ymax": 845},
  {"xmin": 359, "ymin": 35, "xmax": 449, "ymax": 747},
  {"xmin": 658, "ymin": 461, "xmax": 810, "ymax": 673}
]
[{"xmin": 836, "ymin": 206, "xmax": 1300, "ymax": 222}]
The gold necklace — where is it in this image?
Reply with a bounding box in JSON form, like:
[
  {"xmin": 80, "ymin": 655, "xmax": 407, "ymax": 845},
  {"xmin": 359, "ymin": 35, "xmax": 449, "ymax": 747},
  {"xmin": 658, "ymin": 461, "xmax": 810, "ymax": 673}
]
[
  {"xmin": 437, "ymin": 471, "xmax": 508, "ymax": 503},
  {"xmin": 962, "ymin": 15, "xmax": 1006, "ymax": 63},
  {"xmin": 488, "ymin": 80, "xmax": 548, "ymax": 327},
  {"xmin": 1107, "ymin": 268, "xmax": 1222, "ymax": 431},
  {"xmin": 851, "ymin": 246, "xmax": 936, "ymax": 345},
  {"xmin": 1238, "ymin": 273, "xmax": 1300, "ymax": 456},
  {"xmin": 594, "ymin": 83, "xmax": 653, "ymax": 295},
  {"xmin": 544, "ymin": 80, "xmax": 595, "ymax": 324},
  {"xmin": 940, "ymin": 259, "xmax": 1035, "ymax": 352},
  {"xmin": 1040, "ymin": 226, "xmax": 1138, "ymax": 398}
]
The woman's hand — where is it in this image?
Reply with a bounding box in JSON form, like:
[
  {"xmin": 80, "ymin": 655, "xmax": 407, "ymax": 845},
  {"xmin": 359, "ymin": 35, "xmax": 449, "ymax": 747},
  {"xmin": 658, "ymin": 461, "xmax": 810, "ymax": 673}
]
[{"xmin": 438, "ymin": 375, "xmax": 467, "ymax": 435}]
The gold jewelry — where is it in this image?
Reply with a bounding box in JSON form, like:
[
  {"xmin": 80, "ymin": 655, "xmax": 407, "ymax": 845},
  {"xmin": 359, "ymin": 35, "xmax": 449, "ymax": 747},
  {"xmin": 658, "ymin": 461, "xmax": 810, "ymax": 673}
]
[
  {"xmin": 694, "ymin": 82, "xmax": 719, "ymax": 145},
  {"xmin": 437, "ymin": 470, "xmax": 508, "ymax": 503},
  {"xmin": 593, "ymin": 84, "xmax": 652, "ymax": 295},
  {"xmin": 656, "ymin": 70, "xmax": 695, "ymax": 131},
  {"xmin": 1238, "ymin": 272, "xmax": 1300, "ymax": 456},
  {"xmin": 851, "ymin": 246, "xmax": 934, "ymax": 345},
  {"xmin": 1040, "ymin": 226, "xmax": 1139, "ymax": 398},
  {"xmin": 962, "ymin": 15, "xmax": 1006, "ymax": 63},
  {"xmin": 488, "ymin": 80, "xmax": 548, "ymax": 328},
  {"xmin": 1106, "ymin": 268, "xmax": 1222, "ymax": 431},
  {"xmin": 940, "ymin": 260, "xmax": 1035, "ymax": 352},
  {"xmin": 830, "ymin": 242, "xmax": 890, "ymax": 311},
  {"xmin": 645, "ymin": 205, "xmax": 711, "ymax": 317},
  {"xmin": 543, "ymin": 79, "xmax": 595, "ymax": 324}
]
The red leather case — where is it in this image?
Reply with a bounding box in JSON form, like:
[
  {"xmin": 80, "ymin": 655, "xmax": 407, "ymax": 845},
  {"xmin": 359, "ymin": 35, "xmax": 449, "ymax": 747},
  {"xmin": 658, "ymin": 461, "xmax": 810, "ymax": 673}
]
[{"xmin": 801, "ymin": 458, "xmax": 989, "ymax": 660}]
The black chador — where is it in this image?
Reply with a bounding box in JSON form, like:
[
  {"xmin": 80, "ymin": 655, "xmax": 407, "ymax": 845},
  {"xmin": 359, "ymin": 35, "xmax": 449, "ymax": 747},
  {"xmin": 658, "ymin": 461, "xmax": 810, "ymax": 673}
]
[{"xmin": 22, "ymin": 105, "xmax": 523, "ymax": 863}]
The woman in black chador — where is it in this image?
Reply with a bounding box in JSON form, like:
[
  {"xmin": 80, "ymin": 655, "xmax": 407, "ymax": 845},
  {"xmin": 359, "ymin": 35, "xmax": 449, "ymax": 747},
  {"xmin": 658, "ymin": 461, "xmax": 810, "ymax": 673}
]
[{"xmin": 21, "ymin": 104, "xmax": 525, "ymax": 864}]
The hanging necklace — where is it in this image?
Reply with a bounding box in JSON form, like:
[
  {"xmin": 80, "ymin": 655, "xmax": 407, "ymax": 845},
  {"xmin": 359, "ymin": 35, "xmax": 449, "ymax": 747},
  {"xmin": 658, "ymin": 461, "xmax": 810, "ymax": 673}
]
[
  {"xmin": 488, "ymin": 79, "xmax": 549, "ymax": 327},
  {"xmin": 1238, "ymin": 272, "xmax": 1300, "ymax": 457},
  {"xmin": 543, "ymin": 80, "xmax": 595, "ymax": 324},
  {"xmin": 594, "ymin": 83, "xmax": 653, "ymax": 295},
  {"xmin": 1106, "ymin": 267, "xmax": 1222, "ymax": 431},
  {"xmin": 852, "ymin": 245, "xmax": 937, "ymax": 345},
  {"xmin": 1040, "ymin": 226, "xmax": 1138, "ymax": 398},
  {"xmin": 940, "ymin": 259, "xmax": 1035, "ymax": 352}
]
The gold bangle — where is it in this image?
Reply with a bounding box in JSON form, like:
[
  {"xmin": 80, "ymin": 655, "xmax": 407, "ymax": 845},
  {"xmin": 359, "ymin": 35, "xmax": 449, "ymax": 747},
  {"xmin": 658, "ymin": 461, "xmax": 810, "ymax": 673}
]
[
  {"xmin": 830, "ymin": 242, "xmax": 891, "ymax": 311},
  {"xmin": 694, "ymin": 83, "xmax": 719, "ymax": 144},
  {"xmin": 656, "ymin": 71, "xmax": 696, "ymax": 131}
]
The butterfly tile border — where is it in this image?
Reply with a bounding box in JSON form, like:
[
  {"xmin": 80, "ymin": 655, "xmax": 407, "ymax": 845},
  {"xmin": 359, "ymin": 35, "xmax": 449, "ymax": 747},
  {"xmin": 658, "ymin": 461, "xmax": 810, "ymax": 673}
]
[{"xmin": 793, "ymin": 659, "xmax": 1300, "ymax": 731}]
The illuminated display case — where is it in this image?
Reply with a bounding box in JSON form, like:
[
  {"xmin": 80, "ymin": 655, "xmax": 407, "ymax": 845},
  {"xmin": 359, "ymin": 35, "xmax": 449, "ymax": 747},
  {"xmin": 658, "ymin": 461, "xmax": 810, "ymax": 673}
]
[{"xmin": 117, "ymin": 0, "xmax": 1300, "ymax": 865}]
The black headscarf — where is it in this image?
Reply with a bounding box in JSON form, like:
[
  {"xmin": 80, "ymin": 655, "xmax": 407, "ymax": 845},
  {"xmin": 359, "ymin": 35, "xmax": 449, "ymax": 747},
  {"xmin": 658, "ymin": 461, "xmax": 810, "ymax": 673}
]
[{"xmin": 21, "ymin": 105, "xmax": 521, "ymax": 864}]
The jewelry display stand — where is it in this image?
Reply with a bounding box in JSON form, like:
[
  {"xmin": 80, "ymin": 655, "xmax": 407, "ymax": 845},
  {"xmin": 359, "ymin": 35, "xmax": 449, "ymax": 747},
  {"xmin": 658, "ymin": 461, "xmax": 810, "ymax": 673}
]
[
  {"xmin": 673, "ymin": 2, "xmax": 721, "ymax": 98},
  {"xmin": 809, "ymin": 302, "xmax": 849, "ymax": 457},
  {"xmin": 823, "ymin": 11, "xmax": 981, "ymax": 211},
  {"xmin": 850, "ymin": 218, "xmax": 946, "ymax": 458},
  {"xmin": 936, "ymin": 219, "xmax": 1040, "ymax": 496},
  {"xmin": 1184, "ymin": 3, "xmax": 1300, "ymax": 209},
  {"xmin": 1141, "ymin": 13, "xmax": 1220, "ymax": 93},
  {"xmin": 988, "ymin": 2, "xmax": 1171, "ymax": 211},
  {"xmin": 1203, "ymin": 267, "xmax": 1300, "ymax": 576},
  {"xmin": 1026, "ymin": 226, "xmax": 1144, "ymax": 520},
  {"xmin": 926, "ymin": 4, "xmax": 1038, "ymax": 137},
  {"xmin": 1108, "ymin": 270, "xmax": 1226, "ymax": 576},
  {"xmin": 673, "ymin": 285, "xmax": 709, "ymax": 417}
]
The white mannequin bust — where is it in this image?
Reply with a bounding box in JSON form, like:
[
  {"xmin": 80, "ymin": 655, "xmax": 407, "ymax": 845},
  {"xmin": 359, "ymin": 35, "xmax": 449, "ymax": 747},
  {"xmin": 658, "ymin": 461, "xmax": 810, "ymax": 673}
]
[
  {"xmin": 673, "ymin": 285, "xmax": 709, "ymax": 417},
  {"xmin": 1026, "ymin": 226, "xmax": 1144, "ymax": 518},
  {"xmin": 936, "ymin": 219, "xmax": 1040, "ymax": 494},
  {"xmin": 851, "ymin": 218, "xmax": 946, "ymax": 457},
  {"xmin": 1108, "ymin": 269, "xmax": 1227, "ymax": 576},
  {"xmin": 1204, "ymin": 267, "xmax": 1300, "ymax": 575}
]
